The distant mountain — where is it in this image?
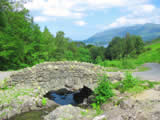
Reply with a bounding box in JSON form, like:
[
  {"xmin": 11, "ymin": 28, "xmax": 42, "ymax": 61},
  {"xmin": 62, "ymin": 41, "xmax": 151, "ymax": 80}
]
[{"xmin": 83, "ymin": 23, "xmax": 160, "ymax": 46}]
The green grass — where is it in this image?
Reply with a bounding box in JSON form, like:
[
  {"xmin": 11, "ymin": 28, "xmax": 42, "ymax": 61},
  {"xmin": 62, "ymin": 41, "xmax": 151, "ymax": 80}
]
[
  {"xmin": 112, "ymin": 72, "xmax": 160, "ymax": 94},
  {"xmin": 98, "ymin": 42, "xmax": 160, "ymax": 69},
  {"xmin": 81, "ymin": 110, "xmax": 89, "ymax": 116},
  {"xmin": 105, "ymin": 65, "xmax": 150, "ymax": 72},
  {"xmin": 136, "ymin": 66, "xmax": 150, "ymax": 72}
]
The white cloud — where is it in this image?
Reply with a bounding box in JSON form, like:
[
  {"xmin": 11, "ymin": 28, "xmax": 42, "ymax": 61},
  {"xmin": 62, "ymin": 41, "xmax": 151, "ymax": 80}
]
[
  {"xmin": 85, "ymin": 0, "xmax": 126, "ymax": 8},
  {"xmin": 25, "ymin": 0, "xmax": 83, "ymax": 18},
  {"xmin": 42, "ymin": 8, "xmax": 71, "ymax": 17},
  {"xmin": 24, "ymin": 0, "xmax": 160, "ymax": 29},
  {"xmin": 128, "ymin": 4, "xmax": 156, "ymax": 16},
  {"xmin": 141, "ymin": 4, "xmax": 155, "ymax": 13},
  {"xmin": 105, "ymin": 17, "xmax": 148, "ymax": 29},
  {"xmin": 34, "ymin": 16, "xmax": 48, "ymax": 22},
  {"xmin": 34, "ymin": 16, "xmax": 56, "ymax": 22},
  {"xmin": 74, "ymin": 20, "xmax": 87, "ymax": 26},
  {"xmin": 42, "ymin": 8, "xmax": 85, "ymax": 18},
  {"xmin": 24, "ymin": 0, "xmax": 150, "ymax": 19},
  {"xmin": 24, "ymin": 0, "xmax": 45, "ymax": 10},
  {"xmin": 103, "ymin": 4, "xmax": 160, "ymax": 30}
]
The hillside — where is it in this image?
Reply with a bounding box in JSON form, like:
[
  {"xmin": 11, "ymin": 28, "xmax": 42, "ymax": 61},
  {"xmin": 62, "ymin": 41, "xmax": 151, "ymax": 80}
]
[
  {"xmin": 83, "ymin": 23, "xmax": 160, "ymax": 46},
  {"xmin": 98, "ymin": 39, "xmax": 160, "ymax": 69}
]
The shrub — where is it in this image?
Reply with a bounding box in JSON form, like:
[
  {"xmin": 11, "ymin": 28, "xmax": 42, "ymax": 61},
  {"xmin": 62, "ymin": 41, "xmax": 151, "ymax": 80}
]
[
  {"xmin": 93, "ymin": 75, "xmax": 114, "ymax": 106},
  {"xmin": 113, "ymin": 72, "xmax": 157, "ymax": 94},
  {"xmin": 119, "ymin": 72, "xmax": 140, "ymax": 92}
]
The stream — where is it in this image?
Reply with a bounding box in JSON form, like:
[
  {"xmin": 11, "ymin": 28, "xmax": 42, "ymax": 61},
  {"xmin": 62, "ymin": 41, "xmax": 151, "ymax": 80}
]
[
  {"xmin": 9, "ymin": 86, "xmax": 92, "ymax": 120},
  {"xmin": 10, "ymin": 107, "xmax": 56, "ymax": 120},
  {"xmin": 9, "ymin": 92, "xmax": 77, "ymax": 120},
  {"xmin": 4, "ymin": 63, "xmax": 160, "ymax": 120}
]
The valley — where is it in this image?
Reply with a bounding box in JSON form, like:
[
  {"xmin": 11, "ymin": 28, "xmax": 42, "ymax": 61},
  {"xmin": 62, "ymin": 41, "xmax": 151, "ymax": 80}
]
[{"xmin": 0, "ymin": 0, "xmax": 160, "ymax": 120}]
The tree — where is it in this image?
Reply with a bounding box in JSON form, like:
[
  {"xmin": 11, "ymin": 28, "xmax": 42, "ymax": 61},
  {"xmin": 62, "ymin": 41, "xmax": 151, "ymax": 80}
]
[
  {"xmin": 105, "ymin": 33, "xmax": 144, "ymax": 60},
  {"xmin": 105, "ymin": 37, "xmax": 124, "ymax": 59},
  {"xmin": 89, "ymin": 46, "xmax": 105, "ymax": 62},
  {"xmin": 0, "ymin": 0, "xmax": 10, "ymax": 28},
  {"xmin": 135, "ymin": 36, "xmax": 144, "ymax": 54}
]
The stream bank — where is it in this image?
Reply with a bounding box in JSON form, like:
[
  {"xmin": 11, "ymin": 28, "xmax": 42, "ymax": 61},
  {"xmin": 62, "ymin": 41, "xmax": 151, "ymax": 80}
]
[
  {"xmin": 2, "ymin": 62, "xmax": 160, "ymax": 120},
  {"xmin": 0, "ymin": 84, "xmax": 59, "ymax": 120}
]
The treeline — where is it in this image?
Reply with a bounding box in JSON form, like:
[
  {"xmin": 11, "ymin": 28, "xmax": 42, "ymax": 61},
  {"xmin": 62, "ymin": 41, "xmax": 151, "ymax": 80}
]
[
  {"xmin": 105, "ymin": 33, "xmax": 144, "ymax": 60},
  {"xmin": 0, "ymin": 0, "xmax": 144, "ymax": 70},
  {"xmin": 0, "ymin": 0, "xmax": 92, "ymax": 70}
]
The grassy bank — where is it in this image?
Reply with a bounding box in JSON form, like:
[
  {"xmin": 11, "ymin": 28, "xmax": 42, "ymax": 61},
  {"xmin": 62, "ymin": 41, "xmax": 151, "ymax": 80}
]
[{"xmin": 98, "ymin": 41, "xmax": 160, "ymax": 69}]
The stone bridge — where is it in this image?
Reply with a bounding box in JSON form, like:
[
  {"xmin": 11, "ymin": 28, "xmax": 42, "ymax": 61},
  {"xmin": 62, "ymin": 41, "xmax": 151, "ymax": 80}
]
[{"xmin": 7, "ymin": 61, "xmax": 123, "ymax": 93}]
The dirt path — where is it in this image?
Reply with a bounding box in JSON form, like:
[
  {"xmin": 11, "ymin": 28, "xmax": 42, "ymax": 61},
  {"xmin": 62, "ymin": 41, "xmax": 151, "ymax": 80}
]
[{"xmin": 133, "ymin": 63, "xmax": 160, "ymax": 81}]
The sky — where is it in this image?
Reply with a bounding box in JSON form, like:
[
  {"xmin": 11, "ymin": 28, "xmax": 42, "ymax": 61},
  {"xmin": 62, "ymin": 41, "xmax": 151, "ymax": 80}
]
[{"xmin": 24, "ymin": 0, "xmax": 160, "ymax": 40}]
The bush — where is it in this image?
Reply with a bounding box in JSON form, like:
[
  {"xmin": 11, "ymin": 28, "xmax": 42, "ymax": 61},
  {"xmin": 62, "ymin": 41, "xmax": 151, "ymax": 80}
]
[
  {"xmin": 92, "ymin": 75, "xmax": 114, "ymax": 106},
  {"xmin": 113, "ymin": 72, "xmax": 157, "ymax": 94},
  {"xmin": 119, "ymin": 72, "xmax": 140, "ymax": 92}
]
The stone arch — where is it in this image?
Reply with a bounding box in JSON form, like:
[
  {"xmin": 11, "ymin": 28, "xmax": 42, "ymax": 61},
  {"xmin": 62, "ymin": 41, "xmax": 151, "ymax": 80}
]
[{"xmin": 8, "ymin": 61, "xmax": 106, "ymax": 93}]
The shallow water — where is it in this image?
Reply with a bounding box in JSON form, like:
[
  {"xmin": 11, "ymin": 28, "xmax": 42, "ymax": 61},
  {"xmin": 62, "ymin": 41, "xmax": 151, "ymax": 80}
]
[
  {"xmin": 9, "ymin": 86, "xmax": 92, "ymax": 120},
  {"xmin": 51, "ymin": 93, "xmax": 77, "ymax": 105},
  {"xmin": 10, "ymin": 107, "xmax": 56, "ymax": 120},
  {"xmin": 10, "ymin": 93, "xmax": 78, "ymax": 120}
]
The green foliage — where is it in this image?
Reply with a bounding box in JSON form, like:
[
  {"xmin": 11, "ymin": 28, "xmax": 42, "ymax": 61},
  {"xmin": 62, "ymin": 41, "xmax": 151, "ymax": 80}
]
[
  {"xmin": 89, "ymin": 46, "xmax": 105, "ymax": 63},
  {"xmin": 119, "ymin": 72, "xmax": 140, "ymax": 92},
  {"xmin": 42, "ymin": 97, "xmax": 47, "ymax": 106},
  {"xmin": 93, "ymin": 75, "xmax": 114, "ymax": 105},
  {"xmin": 0, "ymin": 0, "xmax": 94, "ymax": 70},
  {"xmin": 91, "ymin": 104, "xmax": 103, "ymax": 115},
  {"xmin": 0, "ymin": 0, "xmax": 159, "ymax": 72},
  {"xmin": 91, "ymin": 75, "xmax": 114, "ymax": 115},
  {"xmin": 99, "ymin": 41, "xmax": 160, "ymax": 69},
  {"xmin": 95, "ymin": 56, "xmax": 103, "ymax": 64},
  {"xmin": 112, "ymin": 72, "xmax": 159, "ymax": 94},
  {"xmin": 105, "ymin": 33, "xmax": 144, "ymax": 60}
]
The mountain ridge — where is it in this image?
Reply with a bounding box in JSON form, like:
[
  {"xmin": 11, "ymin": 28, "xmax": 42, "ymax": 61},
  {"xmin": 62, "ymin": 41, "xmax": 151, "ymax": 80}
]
[{"xmin": 83, "ymin": 23, "xmax": 160, "ymax": 46}]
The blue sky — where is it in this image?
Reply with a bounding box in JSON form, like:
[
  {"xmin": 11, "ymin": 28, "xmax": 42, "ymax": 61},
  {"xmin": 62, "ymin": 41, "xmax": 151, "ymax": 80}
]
[{"xmin": 24, "ymin": 0, "xmax": 160, "ymax": 40}]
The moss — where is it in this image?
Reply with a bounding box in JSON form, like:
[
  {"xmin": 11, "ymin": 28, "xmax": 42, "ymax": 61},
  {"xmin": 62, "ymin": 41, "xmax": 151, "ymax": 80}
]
[
  {"xmin": 81, "ymin": 109, "xmax": 89, "ymax": 116},
  {"xmin": 0, "ymin": 86, "xmax": 35, "ymax": 105},
  {"xmin": 42, "ymin": 97, "xmax": 47, "ymax": 106},
  {"xmin": 0, "ymin": 111, "xmax": 7, "ymax": 118}
]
